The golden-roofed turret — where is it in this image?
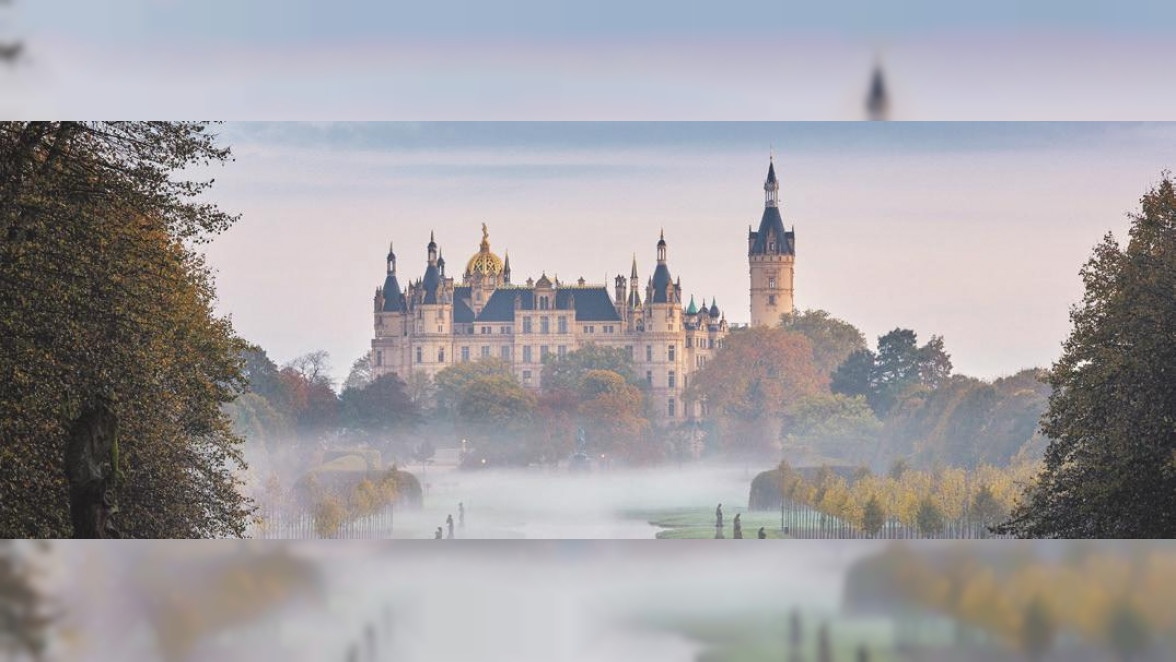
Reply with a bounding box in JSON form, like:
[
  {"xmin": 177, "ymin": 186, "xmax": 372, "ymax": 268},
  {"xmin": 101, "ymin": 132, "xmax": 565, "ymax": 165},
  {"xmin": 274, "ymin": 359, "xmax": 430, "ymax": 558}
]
[{"xmin": 464, "ymin": 223, "xmax": 504, "ymax": 277}]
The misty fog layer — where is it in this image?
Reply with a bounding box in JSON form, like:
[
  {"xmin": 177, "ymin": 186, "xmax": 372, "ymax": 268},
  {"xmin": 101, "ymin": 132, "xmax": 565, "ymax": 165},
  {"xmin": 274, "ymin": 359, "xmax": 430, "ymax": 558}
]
[
  {"xmin": 56, "ymin": 542, "xmax": 874, "ymax": 662},
  {"xmin": 384, "ymin": 463, "xmax": 761, "ymax": 538}
]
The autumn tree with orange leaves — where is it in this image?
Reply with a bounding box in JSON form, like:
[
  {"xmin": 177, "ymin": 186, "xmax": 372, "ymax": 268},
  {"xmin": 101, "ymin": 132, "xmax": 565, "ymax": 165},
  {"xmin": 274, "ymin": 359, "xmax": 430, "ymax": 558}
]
[{"xmin": 686, "ymin": 326, "xmax": 826, "ymax": 459}]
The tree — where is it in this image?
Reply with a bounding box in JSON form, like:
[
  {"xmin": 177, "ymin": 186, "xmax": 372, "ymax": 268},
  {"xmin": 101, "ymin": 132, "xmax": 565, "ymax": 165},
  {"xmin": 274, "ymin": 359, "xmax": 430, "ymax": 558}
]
[
  {"xmin": 1020, "ymin": 596, "xmax": 1055, "ymax": 662},
  {"xmin": 781, "ymin": 309, "xmax": 868, "ymax": 377},
  {"xmin": 862, "ymin": 496, "xmax": 886, "ymax": 538},
  {"xmin": 969, "ymin": 484, "xmax": 1007, "ymax": 532},
  {"xmin": 576, "ymin": 371, "xmax": 653, "ymax": 464},
  {"xmin": 1001, "ymin": 175, "xmax": 1176, "ymax": 538},
  {"xmin": 687, "ymin": 327, "xmax": 826, "ymax": 458},
  {"xmin": 781, "ymin": 393, "xmax": 881, "ymax": 464},
  {"xmin": 915, "ymin": 497, "xmax": 945, "ymax": 537},
  {"xmin": 456, "ymin": 374, "xmax": 538, "ymax": 463},
  {"xmin": 0, "ymin": 121, "xmax": 250, "ymax": 538},
  {"xmin": 831, "ymin": 349, "xmax": 875, "ymax": 400},
  {"xmin": 343, "ymin": 354, "xmax": 374, "ymax": 393},
  {"xmin": 540, "ymin": 343, "xmax": 640, "ymax": 393},
  {"xmin": 832, "ymin": 329, "xmax": 953, "ymax": 417},
  {"xmin": 340, "ymin": 374, "xmax": 420, "ymax": 440},
  {"xmin": 433, "ymin": 358, "xmax": 513, "ymax": 418}
]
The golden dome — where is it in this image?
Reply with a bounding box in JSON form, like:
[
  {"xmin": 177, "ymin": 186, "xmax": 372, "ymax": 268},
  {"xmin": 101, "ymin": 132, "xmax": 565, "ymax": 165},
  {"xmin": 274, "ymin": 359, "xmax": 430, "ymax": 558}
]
[{"xmin": 465, "ymin": 223, "xmax": 504, "ymax": 277}]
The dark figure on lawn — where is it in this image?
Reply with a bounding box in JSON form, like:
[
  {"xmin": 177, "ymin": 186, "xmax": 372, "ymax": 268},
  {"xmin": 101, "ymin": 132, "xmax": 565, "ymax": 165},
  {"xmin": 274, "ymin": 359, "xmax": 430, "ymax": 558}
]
[
  {"xmin": 434, "ymin": 527, "xmax": 443, "ymax": 539},
  {"xmin": 715, "ymin": 503, "xmax": 723, "ymax": 528},
  {"xmin": 446, "ymin": 514, "xmax": 454, "ymax": 539},
  {"xmin": 733, "ymin": 513, "xmax": 743, "ymax": 539},
  {"xmin": 757, "ymin": 526, "xmax": 767, "ymax": 539},
  {"xmin": 458, "ymin": 502, "xmax": 465, "ymax": 529}
]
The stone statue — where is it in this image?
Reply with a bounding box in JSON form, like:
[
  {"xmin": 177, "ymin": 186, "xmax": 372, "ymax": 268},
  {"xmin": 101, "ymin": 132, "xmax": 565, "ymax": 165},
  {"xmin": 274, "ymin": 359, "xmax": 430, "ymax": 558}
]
[
  {"xmin": 434, "ymin": 527, "xmax": 443, "ymax": 539},
  {"xmin": 733, "ymin": 513, "xmax": 743, "ymax": 539},
  {"xmin": 446, "ymin": 514, "xmax": 454, "ymax": 539},
  {"xmin": 715, "ymin": 503, "xmax": 723, "ymax": 528},
  {"xmin": 64, "ymin": 397, "xmax": 122, "ymax": 539},
  {"xmin": 757, "ymin": 526, "xmax": 767, "ymax": 539},
  {"xmin": 458, "ymin": 502, "xmax": 465, "ymax": 528}
]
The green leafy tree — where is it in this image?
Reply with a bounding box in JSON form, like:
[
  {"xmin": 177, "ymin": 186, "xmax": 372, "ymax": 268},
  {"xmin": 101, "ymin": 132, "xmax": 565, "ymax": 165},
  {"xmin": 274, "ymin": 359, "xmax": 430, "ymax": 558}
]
[
  {"xmin": 969, "ymin": 484, "xmax": 1007, "ymax": 532},
  {"xmin": 831, "ymin": 349, "xmax": 876, "ymax": 400},
  {"xmin": 915, "ymin": 497, "xmax": 945, "ymax": 537},
  {"xmin": 781, "ymin": 393, "xmax": 881, "ymax": 464},
  {"xmin": 456, "ymin": 374, "xmax": 538, "ymax": 464},
  {"xmin": 833, "ymin": 329, "xmax": 953, "ymax": 417},
  {"xmin": 0, "ymin": 121, "xmax": 251, "ymax": 538},
  {"xmin": 862, "ymin": 496, "xmax": 886, "ymax": 538},
  {"xmin": 433, "ymin": 358, "xmax": 513, "ymax": 418},
  {"xmin": 1001, "ymin": 175, "xmax": 1176, "ymax": 538},
  {"xmin": 340, "ymin": 374, "xmax": 420, "ymax": 440},
  {"xmin": 781, "ymin": 309, "xmax": 868, "ymax": 377},
  {"xmin": 540, "ymin": 343, "xmax": 640, "ymax": 393}
]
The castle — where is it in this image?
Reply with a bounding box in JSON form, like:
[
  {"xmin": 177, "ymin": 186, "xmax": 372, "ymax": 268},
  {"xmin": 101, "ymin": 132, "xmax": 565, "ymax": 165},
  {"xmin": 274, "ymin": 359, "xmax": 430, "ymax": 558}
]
[{"xmin": 371, "ymin": 158, "xmax": 796, "ymax": 422}]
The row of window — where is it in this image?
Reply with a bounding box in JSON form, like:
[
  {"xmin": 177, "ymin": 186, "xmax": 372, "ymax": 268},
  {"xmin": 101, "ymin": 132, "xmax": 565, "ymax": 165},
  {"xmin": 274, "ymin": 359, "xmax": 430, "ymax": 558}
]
[{"xmin": 401, "ymin": 342, "xmax": 716, "ymax": 366}]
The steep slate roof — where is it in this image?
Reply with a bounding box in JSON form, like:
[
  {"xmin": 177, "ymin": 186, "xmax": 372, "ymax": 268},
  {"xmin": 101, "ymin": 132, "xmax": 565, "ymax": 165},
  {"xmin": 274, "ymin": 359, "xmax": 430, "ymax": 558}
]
[
  {"xmin": 453, "ymin": 286, "xmax": 475, "ymax": 323},
  {"xmin": 749, "ymin": 206, "xmax": 796, "ymax": 256},
  {"xmin": 421, "ymin": 263, "xmax": 442, "ymax": 304},
  {"xmin": 650, "ymin": 263, "xmax": 674, "ymax": 303},
  {"xmin": 475, "ymin": 286, "xmax": 621, "ymax": 322},
  {"xmin": 381, "ymin": 273, "xmax": 405, "ymax": 312}
]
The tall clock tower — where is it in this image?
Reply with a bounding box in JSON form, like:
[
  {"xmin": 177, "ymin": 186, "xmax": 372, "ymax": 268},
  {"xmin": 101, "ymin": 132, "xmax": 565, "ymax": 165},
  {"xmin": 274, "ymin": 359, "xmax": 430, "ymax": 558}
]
[{"xmin": 748, "ymin": 157, "xmax": 796, "ymax": 326}]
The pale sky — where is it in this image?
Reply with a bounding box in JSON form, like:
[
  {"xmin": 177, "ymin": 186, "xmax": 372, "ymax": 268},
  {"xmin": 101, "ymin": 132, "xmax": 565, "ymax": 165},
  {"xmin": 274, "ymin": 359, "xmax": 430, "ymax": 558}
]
[
  {"xmin": 10, "ymin": 1, "xmax": 1176, "ymax": 118},
  {"xmin": 198, "ymin": 122, "xmax": 1173, "ymax": 385}
]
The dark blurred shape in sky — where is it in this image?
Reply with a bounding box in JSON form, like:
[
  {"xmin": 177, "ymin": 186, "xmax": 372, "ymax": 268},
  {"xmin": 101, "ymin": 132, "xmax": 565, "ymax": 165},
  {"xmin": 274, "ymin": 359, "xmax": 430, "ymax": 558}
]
[{"xmin": 5, "ymin": 0, "xmax": 1176, "ymax": 118}]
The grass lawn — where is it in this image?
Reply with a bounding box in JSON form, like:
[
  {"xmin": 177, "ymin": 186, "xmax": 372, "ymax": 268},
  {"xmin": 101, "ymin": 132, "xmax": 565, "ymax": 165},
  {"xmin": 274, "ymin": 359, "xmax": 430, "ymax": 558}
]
[
  {"xmin": 623, "ymin": 506, "xmax": 790, "ymax": 539},
  {"xmin": 648, "ymin": 610, "xmax": 898, "ymax": 662}
]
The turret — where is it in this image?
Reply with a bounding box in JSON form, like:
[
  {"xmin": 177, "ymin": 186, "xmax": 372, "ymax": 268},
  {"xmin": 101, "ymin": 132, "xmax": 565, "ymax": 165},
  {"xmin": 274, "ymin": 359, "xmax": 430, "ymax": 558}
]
[
  {"xmin": 380, "ymin": 240, "xmax": 405, "ymax": 312},
  {"xmin": 749, "ymin": 156, "xmax": 796, "ymax": 326},
  {"xmin": 614, "ymin": 274, "xmax": 627, "ymax": 307}
]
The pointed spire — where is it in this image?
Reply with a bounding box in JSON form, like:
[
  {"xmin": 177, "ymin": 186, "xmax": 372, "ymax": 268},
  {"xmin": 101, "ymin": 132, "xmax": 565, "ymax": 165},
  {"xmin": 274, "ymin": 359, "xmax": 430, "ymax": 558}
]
[
  {"xmin": 686, "ymin": 295, "xmax": 698, "ymax": 315},
  {"xmin": 764, "ymin": 156, "xmax": 780, "ymax": 207},
  {"xmin": 630, "ymin": 253, "xmax": 638, "ymax": 280}
]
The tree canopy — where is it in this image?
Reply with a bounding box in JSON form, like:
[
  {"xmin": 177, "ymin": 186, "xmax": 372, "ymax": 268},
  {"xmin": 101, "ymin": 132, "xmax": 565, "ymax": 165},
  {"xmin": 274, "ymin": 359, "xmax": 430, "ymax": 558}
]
[
  {"xmin": 780, "ymin": 309, "xmax": 867, "ymax": 378},
  {"xmin": 1001, "ymin": 174, "xmax": 1176, "ymax": 538},
  {"xmin": 0, "ymin": 121, "xmax": 250, "ymax": 538}
]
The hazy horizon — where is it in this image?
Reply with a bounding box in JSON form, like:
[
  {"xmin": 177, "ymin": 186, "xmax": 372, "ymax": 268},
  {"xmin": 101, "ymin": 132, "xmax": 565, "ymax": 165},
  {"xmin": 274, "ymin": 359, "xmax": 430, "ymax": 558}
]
[{"xmin": 199, "ymin": 122, "xmax": 1173, "ymax": 385}]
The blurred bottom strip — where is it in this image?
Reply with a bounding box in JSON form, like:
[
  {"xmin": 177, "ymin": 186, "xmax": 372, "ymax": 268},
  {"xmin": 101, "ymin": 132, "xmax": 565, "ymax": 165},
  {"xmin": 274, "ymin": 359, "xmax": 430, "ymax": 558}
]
[{"xmin": 8, "ymin": 540, "xmax": 1175, "ymax": 662}]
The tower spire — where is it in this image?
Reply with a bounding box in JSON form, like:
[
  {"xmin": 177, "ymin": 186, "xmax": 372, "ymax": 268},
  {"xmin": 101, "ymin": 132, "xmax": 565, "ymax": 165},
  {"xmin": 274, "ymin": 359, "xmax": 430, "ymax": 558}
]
[
  {"xmin": 764, "ymin": 156, "xmax": 780, "ymax": 208},
  {"xmin": 630, "ymin": 253, "xmax": 638, "ymax": 280}
]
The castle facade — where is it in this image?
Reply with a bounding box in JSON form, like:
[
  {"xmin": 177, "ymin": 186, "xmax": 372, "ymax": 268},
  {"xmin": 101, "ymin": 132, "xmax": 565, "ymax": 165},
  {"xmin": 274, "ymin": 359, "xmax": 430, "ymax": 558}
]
[{"xmin": 371, "ymin": 159, "xmax": 795, "ymax": 422}]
